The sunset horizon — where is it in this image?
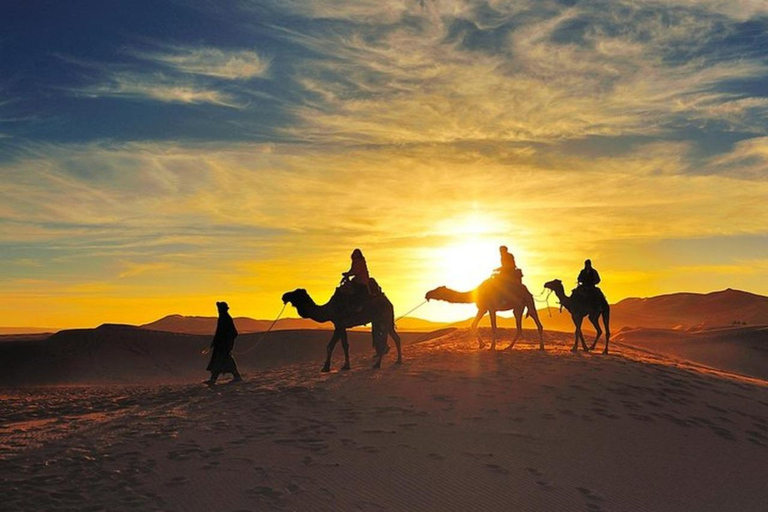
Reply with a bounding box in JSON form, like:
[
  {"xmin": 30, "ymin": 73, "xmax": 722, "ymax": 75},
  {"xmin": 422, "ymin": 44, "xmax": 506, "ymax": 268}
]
[
  {"xmin": 2, "ymin": 3, "xmax": 768, "ymax": 511},
  {"xmin": 3, "ymin": 2, "xmax": 768, "ymax": 330}
]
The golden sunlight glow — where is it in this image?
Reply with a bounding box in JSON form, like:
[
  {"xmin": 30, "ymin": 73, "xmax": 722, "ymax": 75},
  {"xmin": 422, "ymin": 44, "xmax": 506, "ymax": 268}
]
[
  {"xmin": 427, "ymin": 213, "xmax": 510, "ymax": 291},
  {"xmin": 436, "ymin": 240, "xmax": 499, "ymax": 291}
]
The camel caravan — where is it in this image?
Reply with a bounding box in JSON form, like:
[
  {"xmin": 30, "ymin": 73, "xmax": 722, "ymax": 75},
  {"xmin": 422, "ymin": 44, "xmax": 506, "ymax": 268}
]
[{"xmin": 278, "ymin": 246, "xmax": 611, "ymax": 374}]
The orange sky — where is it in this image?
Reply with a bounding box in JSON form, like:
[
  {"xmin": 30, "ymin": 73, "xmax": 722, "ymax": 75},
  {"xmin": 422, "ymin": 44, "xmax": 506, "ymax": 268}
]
[{"xmin": 2, "ymin": 1, "xmax": 768, "ymax": 328}]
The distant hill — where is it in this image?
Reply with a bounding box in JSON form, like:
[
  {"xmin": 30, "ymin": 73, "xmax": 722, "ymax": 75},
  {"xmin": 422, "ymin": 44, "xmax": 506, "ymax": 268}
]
[
  {"xmin": 0, "ymin": 327, "xmax": 56, "ymax": 335},
  {"xmin": 610, "ymin": 289, "xmax": 768, "ymax": 330},
  {"xmin": 3, "ymin": 288, "xmax": 767, "ymax": 338},
  {"xmin": 445, "ymin": 288, "xmax": 768, "ymax": 332},
  {"xmin": 140, "ymin": 314, "xmax": 447, "ymax": 335}
]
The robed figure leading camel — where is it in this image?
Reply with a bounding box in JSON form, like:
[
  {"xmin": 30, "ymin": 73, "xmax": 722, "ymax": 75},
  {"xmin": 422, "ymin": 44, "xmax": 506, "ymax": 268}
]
[
  {"xmin": 425, "ymin": 278, "xmax": 544, "ymax": 350},
  {"xmin": 543, "ymin": 279, "xmax": 611, "ymax": 353},
  {"xmin": 282, "ymin": 285, "xmax": 402, "ymax": 372}
]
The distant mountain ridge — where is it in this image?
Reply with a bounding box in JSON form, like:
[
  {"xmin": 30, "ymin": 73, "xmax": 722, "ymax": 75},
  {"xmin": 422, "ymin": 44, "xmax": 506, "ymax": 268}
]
[
  {"xmin": 440, "ymin": 288, "xmax": 768, "ymax": 332},
  {"xmin": 612, "ymin": 288, "xmax": 768, "ymax": 330},
  {"xmin": 3, "ymin": 289, "xmax": 767, "ymax": 336}
]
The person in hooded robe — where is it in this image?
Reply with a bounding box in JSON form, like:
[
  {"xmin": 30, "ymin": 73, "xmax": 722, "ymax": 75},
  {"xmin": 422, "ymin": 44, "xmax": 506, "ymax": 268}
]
[{"xmin": 204, "ymin": 301, "xmax": 243, "ymax": 385}]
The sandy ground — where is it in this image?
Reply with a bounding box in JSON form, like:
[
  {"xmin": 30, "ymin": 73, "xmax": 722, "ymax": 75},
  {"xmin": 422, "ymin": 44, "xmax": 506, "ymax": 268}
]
[{"xmin": 1, "ymin": 328, "xmax": 767, "ymax": 511}]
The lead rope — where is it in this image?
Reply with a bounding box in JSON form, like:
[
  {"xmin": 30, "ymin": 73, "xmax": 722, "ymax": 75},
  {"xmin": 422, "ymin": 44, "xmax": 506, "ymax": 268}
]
[
  {"xmin": 227, "ymin": 303, "xmax": 288, "ymax": 356},
  {"xmin": 395, "ymin": 299, "xmax": 428, "ymax": 323},
  {"xmin": 532, "ymin": 288, "xmax": 554, "ymax": 317}
]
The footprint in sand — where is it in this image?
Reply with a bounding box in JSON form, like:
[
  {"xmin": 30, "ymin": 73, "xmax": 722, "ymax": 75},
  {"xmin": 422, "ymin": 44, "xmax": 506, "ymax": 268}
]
[
  {"xmin": 526, "ymin": 467, "xmax": 555, "ymax": 490},
  {"xmin": 485, "ymin": 463, "xmax": 509, "ymax": 475},
  {"xmin": 576, "ymin": 487, "xmax": 605, "ymax": 511},
  {"xmin": 164, "ymin": 476, "xmax": 189, "ymax": 487},
  {"xmin": 247, "ymin": 486, "xmax": 283, "ymax": 502}
]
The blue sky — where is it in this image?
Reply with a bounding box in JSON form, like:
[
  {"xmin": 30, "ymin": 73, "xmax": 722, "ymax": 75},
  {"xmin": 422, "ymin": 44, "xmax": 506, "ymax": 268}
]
[{"xmin": 1, "ymin": 0, "xmax": 767, "ymax": 327}]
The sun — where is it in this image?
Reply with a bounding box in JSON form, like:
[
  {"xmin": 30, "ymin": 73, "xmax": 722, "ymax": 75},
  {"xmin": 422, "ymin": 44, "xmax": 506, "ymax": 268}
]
[
  {"xmin": 429, "ymin": 213, "xmax": 509, "ymax": 291},
  {"xmin": 438, "ymin": 240, "xmax": 500, "ymax": 291}
]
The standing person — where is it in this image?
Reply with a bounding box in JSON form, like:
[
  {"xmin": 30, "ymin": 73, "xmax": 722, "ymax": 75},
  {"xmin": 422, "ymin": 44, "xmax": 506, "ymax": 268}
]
[{"xmin": 204, "ymin": 301, "xmax": 242, "ymax": 385}]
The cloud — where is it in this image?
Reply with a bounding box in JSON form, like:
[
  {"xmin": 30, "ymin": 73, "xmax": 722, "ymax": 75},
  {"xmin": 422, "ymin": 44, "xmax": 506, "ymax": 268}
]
[
  {"xmin": 74, "ymin": 72, "xmax": 244, "ymax": 107},
  {"xmin": 131, "ymin": 47, "xmax": 271, "ymax": 80},
  {"xmin": 705, "ymin": 136, "xmax": 768, "ymax": 179},
  {"xmin": 270, "ymin": 0, "xmax": 767, "ymax": 147}
]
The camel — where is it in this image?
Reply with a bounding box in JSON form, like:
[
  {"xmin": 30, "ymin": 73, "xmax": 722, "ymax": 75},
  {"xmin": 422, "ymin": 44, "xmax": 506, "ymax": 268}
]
[
  {"xmin": 425, "ymin": 277, "xmax": 544, "ymax": 350},
  {"xmin": 543, "ymin": 279, "xmax": 611, "ymax": 354},
  {"xmin": 281, "ymin": 287, "xmax": 402, "ymax": 372}
]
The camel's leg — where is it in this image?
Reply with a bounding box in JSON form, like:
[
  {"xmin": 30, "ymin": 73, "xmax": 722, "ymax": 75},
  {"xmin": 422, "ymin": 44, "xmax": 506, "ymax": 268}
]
[
  {"xmin": 372, "ymin": 327, "xmax": 384, "ymax": 369},
  {"xmin": 571, "ymin": 315, "xmax": 584, "ymax": 352},
  {"xmin": 391, "ymin": 325, "xmax": 403, "ymax": 364},
  {"xmin": 471, "ymin": 309, "xmax": 487, "ymax": 349},
  {"xmin": 588, "ymin": 313, "xmax": 602, "ymax": 351},
  {"xmin": 529, "ymin": 307, "xmax": 545, "ymax": 350},
  {"xmin": 602, "ymin": 306, "xmax": 611, "ymax": 354},
  {"xmin": 489, "ymin": 310, "xmax": 499, "ymax": 350},
  {"xmin": 340, "ymin": 330, "xmax": 351, "ymax": 370},
  {"xmin": 507, "ymin": 309, "xmax": 523, "ymax": 350},
  {"xmin": 578, "ymin": 320, "xmax": 589, "ymax": 351},
  {"xmin": 322, "ymin": 328, "xmax": 341, "ymax": 372}
]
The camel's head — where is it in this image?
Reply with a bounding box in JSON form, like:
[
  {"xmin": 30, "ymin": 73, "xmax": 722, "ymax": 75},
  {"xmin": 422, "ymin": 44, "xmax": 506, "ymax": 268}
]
[
  {"xmin": 425, "ymin": 286, "xmax": 448, "ymax": 301},
  {"xmin": 282, "ymin": 288, "xmax": 310, "ymax": 306},
  {"xmin": 543, "ymin": 279, "xmax": 563, "ymax": 292}
]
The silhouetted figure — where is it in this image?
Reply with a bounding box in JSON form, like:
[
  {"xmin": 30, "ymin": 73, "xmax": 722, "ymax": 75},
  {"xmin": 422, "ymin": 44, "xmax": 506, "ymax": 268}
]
[
  {"xmin": 578, "ymin": 259, "xmax": 601, "ymax": 287},
  {"xmin": 495, "ymin": 245, "xmax": 524, "ymax": 302},
  {"xmin": 497, "ymin": 245, "xmax": 516, "ymax": 273},
  {"xmin": 544, "ymin": 279, "xmax": 610, "ymax": 354},
  {"xmin": 575, "ymin": 259, "xmax": 603, "ymax": 304},
  {"xmin": 204, "ymin": 301, "xmax": 242, "ymax": 385},
  {"xmin": 282, "ymin": 286, "xmax": 403, "ymax": 372},
  {"xmin": 341, "ymin": 248, "xmax": 372, "ymax": 310}
]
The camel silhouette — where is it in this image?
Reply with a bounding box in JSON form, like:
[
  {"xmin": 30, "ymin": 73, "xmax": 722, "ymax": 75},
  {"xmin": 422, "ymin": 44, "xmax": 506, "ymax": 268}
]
[
  {"xmin": 425, "ymin": 278, "xmax": 544, "ymax": 350},
  {"xmin": 543, "ymin": 279, "xmax": 611, "ymax": 354},
  {"xmin": 282, "ymin": 287, "xmax": 402, "ymax": 371}
]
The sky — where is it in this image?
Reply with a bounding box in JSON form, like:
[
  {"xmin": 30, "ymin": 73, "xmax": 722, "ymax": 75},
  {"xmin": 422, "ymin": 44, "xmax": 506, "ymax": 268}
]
[{"xmin": 1, "ymin": 0, "xmax": 767, "ymax": 328}]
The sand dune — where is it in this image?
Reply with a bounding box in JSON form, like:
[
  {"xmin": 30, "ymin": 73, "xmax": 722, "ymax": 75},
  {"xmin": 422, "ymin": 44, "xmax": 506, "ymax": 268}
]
[
  {"xmin": 1, "ymin": 328, "xmax": 766, "ymax": 511},
  {"xmin": 0, "ymin": 324, "xmax": 428, "ymax": 387},
  {"xmin": 614, "ymin": 325, "xmax": 768, "ymax": 380}
]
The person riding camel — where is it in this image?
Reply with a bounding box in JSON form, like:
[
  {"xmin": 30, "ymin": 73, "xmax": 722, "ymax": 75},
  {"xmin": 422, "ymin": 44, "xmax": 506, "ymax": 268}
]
[
  {"xmin": 341, "ymin": 249, "xmax": 371, "ymax": 309},
  {"xmin": 495, "ymin": 245, "xmax": 523, "ymax": 302},
  {"xmin": 578, "ymin": 259, "xmax": 601, "ymax": 287},
  {"xmin": 576, "ymin": 259, "xmax": 602, "ymax": 301}
]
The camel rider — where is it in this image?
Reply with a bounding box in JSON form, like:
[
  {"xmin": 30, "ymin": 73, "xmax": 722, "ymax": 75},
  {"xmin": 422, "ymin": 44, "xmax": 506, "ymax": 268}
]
[
  {"xmin": 498, "ymin": 245, "xmax": 516, "ymax": 273},
  {"xmin": 496, "ymin": 246, "xmax": 523, "ymax": 283},
  {"xmin": 576, "ymin": 259, "xmax": 602, "ymax": 301},
  {"xmin": 578, "ymin": 259, "xmax": 600, "ymax": 287},
  {"xmin": 495, "ymin": 246, "xmax": 523, "ymax": 304},
  {"xmin": 341, "ymin": 249, "xmax": 371, "ymax": 305}
]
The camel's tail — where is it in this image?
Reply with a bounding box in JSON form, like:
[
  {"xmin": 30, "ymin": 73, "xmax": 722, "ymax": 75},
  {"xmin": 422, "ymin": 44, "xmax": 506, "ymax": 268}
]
[{"xmin": 425, "ymin": 286, "xmax": 474, "ymax": 304}]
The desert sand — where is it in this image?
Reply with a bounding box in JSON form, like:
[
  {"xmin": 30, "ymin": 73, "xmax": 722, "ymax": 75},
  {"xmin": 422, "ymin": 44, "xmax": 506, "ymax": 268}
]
[{"xmin": 1, "ymin": 327, "xmax": 767, "ymax": 511}]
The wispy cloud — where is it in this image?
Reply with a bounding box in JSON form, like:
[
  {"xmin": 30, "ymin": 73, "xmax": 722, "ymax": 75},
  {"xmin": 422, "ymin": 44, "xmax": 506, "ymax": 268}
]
[
  {"xmin": 273, "ymin": 1, "xmax": 767, "ymax": 146},
  {"xmin": 73, "ymin": 72, "xmax": 245, "ymax": 107},
  {"xmin": 132, "ymin": 46, "xmax": 271, "ymax": 80}
]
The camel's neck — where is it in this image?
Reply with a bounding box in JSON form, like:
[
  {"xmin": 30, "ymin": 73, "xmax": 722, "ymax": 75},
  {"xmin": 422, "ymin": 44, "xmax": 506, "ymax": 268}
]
[
  {"xmin": 554, "ymin": 286, "xmax": 572, "ymax": 311},
  {"xmin": 295, "ymin": 297, "xmax": 333, "ymax": 323},
  {"xmin": 431, "ymin": 288, "xmax": 475, "ymax": 304}
]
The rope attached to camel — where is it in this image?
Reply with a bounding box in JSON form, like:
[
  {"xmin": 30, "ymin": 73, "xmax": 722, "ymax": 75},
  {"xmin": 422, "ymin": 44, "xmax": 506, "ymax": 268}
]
[{"xmin": 203, "ymin": 303, "xmax": 287, "ymax": 357}]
